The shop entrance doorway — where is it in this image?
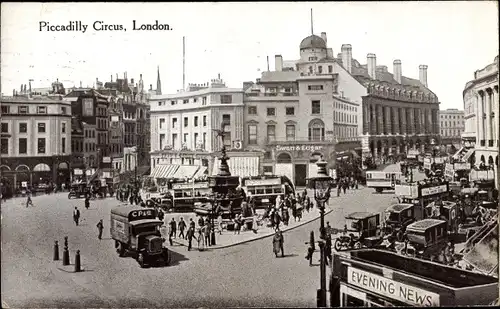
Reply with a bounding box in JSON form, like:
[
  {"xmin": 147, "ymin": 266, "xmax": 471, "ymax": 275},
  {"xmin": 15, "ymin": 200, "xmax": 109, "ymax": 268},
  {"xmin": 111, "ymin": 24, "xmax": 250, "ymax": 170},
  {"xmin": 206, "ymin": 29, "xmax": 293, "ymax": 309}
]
[{"xmin": 294, "ymin": 164, "xmax": 307, "ymax": 187}]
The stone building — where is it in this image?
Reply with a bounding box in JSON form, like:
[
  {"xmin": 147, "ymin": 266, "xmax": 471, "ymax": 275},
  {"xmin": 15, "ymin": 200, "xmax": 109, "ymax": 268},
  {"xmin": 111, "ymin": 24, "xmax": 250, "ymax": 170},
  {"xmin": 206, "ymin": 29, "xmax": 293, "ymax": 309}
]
[
  {"xmin": 462, "ymin": 55, "xmax": 499, "ymax": 187},
  {"xmin": 0, "ymin": 92, "xmax": 72, "ymax": 189},
  {"xmin": 439, "ymin": 108, "xmax": 464, "ymax": 151}
]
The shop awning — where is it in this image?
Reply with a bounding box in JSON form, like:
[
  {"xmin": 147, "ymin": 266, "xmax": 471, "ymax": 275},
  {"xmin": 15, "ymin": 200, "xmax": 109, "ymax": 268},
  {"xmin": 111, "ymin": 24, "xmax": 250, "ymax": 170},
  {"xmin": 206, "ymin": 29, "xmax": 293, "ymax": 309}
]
[
  {"xmin": 462, "ymin": 148, "xmax": 475, "ymax": 161},
  {"xmin": 150, "ymin": 164, "xmax": 179, "ymax": 178},
  {"xmin": 452, "ymin": 147, "xmax": 466, "ymax": 160},
  {"xmin": 172, "ymin": 165, "xmax": 199, "ymax": 179},
  {"xmin": 212, "ymin": 156, "xmax": 259, "ymax": 177},
  {"xmin": 192, "ymin": 166, "xmax": 208, "ymax": 179}
]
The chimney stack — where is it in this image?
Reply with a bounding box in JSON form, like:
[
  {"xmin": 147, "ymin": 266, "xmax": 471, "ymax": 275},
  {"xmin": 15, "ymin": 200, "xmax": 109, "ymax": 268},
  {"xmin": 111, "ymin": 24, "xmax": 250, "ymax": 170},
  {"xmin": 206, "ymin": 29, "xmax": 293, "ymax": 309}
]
[
  {"xmin": 131, "ymin": 78, "xmax": 134, "ymax": 85},
  {"xmin": 393, "ymin": 60, "xmax": 402, "ymax": 84},
  {"xmin": 111, "ymin": 75, "xmax": 113, "ymax": 82},
  {"xmin": 327, "ymin": 48, "xmax": 333, "ymax": 59},
  {"xmin": 341, "ymin": 44, "xmax": 353, "ymax": 73},
  {"xmin": 275, "ymin": 55, "xmax": 283, "ymax": 71},
  {"xmin": 150, "ymin": 84, "xmax": 152, "ymax": 91},
  {"xmin": 419, "ymin": 65, "xmax": 428, "ymax": 87},
  {"xmin": 367, "ymin": 53, "xmax": 377, "ymax": 79},
  {"xmin": 140, "ymin": 74, "xmax": 143, "ymax": 80},
  {"xmin": 321, "ymin": 32, "xmax": 327, "ymax": 45}
]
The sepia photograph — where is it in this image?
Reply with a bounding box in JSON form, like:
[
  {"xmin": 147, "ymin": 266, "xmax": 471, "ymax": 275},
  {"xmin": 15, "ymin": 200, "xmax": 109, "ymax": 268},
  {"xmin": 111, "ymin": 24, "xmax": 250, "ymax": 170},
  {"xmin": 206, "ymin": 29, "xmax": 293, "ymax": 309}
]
[{"xmin": 0, "ymin": 1, "xmax": 499, "ymax": 308}]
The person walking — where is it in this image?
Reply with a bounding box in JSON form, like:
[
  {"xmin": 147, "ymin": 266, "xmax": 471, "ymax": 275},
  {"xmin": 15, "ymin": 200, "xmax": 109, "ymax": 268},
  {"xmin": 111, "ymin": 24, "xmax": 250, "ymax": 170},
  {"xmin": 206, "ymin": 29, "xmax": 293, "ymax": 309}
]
[
  {"xmin": 198, "ymin": 215, "xmax": 205, "ymax": 228},
  {"xmin": 186, "ymin": 226, "xmax": 195, "ymax": 251},
  {"xmin": 178, "ymin": 217, "xmax": 187, "ymax": 239},
  {"xmin": 73, "ymin": 207, "xmax": 81, "ymax": 226},
  {"xmin": 205, "ymin": 220, "xmax": 211, "ymax": 246},
  {"xmin": 169, "ymin": 218, "xmax": 177, "ymax": 244},
  {"xmin": 26, "ymin": 191, "xmax": 34, "ymax": 207},
  {"xmin": 85, "ymin": 196, "xmax": 90, "ymax": 209},
  {"xmin": 234, "ymin": 215, "xmax": 241, "ymax": 235},
  {"xmin": 189, "ymin": 218, "xmax": 196, "ymax": 230},
  {"xmin": 197, "ymin": 227, "xmax": 206, "ymax": 251},
  {"xmin": 217, "ymin": 214, "xmax": 223, "ymax": 235},
  {"xmin": 96, "ymin": 219, "xmax": 104, "ymax": 240},
  {"xmin": 157, "ymin": 208, "xmax": 165, "ymax": 222}
]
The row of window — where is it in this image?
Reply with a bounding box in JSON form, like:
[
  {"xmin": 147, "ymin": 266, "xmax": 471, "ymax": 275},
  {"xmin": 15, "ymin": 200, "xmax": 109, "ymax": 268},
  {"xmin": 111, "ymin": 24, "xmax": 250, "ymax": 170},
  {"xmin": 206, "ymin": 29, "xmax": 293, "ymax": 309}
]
[
  {"xmin": 248, "ymin": 101, "xmax": 322, "ymax": 117},
  {"xmin": 158, "ymin": 94, "xmax": 234, "ymax": 107},
  {"xmin": 0, "ymin": 105, "xmax": 68, "ymax": 115},
  {"xmin": 0, "ymin": 137, "xmax": 66, "ymax": 154},
  {"xmin": 440, "ymin": 114, "xmax": 463, "ymax": 119},
  {"xmin": 335, "ymin": 112, "xmax": 357, "ymax": 124},
  {"xmin": 84, "ymin": 129, "xmax": 96, "ymax": 138},
  {"xmin": 441, "ymin": 129, "xmax": 462, "ymax": 137},
  {"xmin": 247, "ymin": 124, "xmax": 325, "ymax": 144},
  {"xmin": 307, "ymin": 64, "xmax": 334, "ymax": 74},
  {"xmin": 1, "ymin": 122, "xmax": 67, "ymax": 134},
  {"xmin": 335, "ymin": 102, "xmax": 357, "ymax": 112},
  {"xmin": 159, "ymin": 132, "xmax": 208, "ymax": 150},
  {"xmin": 160, "ymin": 115, "xmax": 208, "ymax": 129},
  {"xmin": 441, "ymin": 121, "xmax": 464, "ymax": 127}
]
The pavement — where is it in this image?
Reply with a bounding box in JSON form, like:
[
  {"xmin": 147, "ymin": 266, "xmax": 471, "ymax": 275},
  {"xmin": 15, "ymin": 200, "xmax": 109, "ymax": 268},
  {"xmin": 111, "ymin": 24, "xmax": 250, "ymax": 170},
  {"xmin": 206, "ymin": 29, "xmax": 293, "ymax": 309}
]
[
  {"xmin": 167, "ymin": 204, "xmax": 334, "ymax": 249},
  {"xmin": 1, "ymin": 164, "xmax": 425, "ymax": 308}
]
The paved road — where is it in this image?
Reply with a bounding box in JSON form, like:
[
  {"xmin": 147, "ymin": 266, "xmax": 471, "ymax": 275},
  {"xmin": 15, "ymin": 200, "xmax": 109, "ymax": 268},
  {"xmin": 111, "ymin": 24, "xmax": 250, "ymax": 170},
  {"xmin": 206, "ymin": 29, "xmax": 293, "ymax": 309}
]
[{"xmin": 2, "ymin": 166, "xmax": 406, "ymax": 308}]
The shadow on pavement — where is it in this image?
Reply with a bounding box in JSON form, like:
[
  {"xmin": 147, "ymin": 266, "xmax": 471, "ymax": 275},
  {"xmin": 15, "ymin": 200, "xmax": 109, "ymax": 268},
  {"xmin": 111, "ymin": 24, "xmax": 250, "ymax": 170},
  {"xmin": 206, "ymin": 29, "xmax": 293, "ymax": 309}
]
[
  {"xmin": 371, "ymin": 191, "xmax": 396, "ymax": 195},
  {"xmin": 166, "ymin": 250, "xmax": 189, "ymax": 267}
]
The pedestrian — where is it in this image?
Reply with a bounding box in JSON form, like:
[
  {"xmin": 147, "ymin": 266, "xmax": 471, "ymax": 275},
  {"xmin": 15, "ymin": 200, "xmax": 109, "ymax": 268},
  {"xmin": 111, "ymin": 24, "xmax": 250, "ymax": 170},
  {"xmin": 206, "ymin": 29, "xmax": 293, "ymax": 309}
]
[
  {"xmin": 198, "ymin": 215, "xmax": 205, "ymax": 228},
  {"xmin": 325, "ymin": 236, "xmax": 332, "ymax": 266},
  {"xmin": 306, "ymin": 245, "xmax": 315, "ymax": 266},
  {"xmin": 96, "ymin": 219, "xmax": 104, "ymax": 240},
  {"xmin": 73, "ymin": 207, "xmax": 81, "ymax": 226},
  {"xmin": 169, "ymin": 218, "xmax": 177, "ymax": 242},
  {"xmin": 85, "ymin": 196, "xmax": 90, "ymax": 209},
  {"xmin": 197, "ymin": 227, "xmax": 206, "ymax": 251},
  {"xmin": 337, "ymin": 180, "xmax": 342, "ymax": 197},
  {"xmin": 296, "ymin": 202, "xmax": 303, "ymax": 222},
  {"xmin": 186, "ymin": 226, "xmax": 195, "ymax": 251},
  {"xmin": 342, "ymin": 180, "xmax": 347, "ymax": 194},
  {"xmin": 234, "ymin": 216, "xmax": 241, "ymax": 235},
  {"xmin": 355, "ymin": 179, "xmax": 359, "ymax": 190},
  {"xmin": 178, "ymin": 217, "xmax": 187, "ymax": 239},
  {"xmin": 303, "ymin": 188, "xmax": 308, "ymax": 198},
  {"xmin": 205, "ymin": 219, "xmax": 211, "ymax": 245},
  {"xmin": 157, "ymin": 208, "xmax": 165, "ymax": 222},
  {"xmin": 217, "ymin": 214, "xmax": 223, "ymax": 235},
  {"xmin": 325, "ymin": 222, "xmax": 333, "ymax": 238},
  {"xmin": 26, "ymin": 191, "xmax": 33, "ymax": 207},
  {"xmin": 189, "ymin": 218, "xmax": 196, "ymax": 230}
]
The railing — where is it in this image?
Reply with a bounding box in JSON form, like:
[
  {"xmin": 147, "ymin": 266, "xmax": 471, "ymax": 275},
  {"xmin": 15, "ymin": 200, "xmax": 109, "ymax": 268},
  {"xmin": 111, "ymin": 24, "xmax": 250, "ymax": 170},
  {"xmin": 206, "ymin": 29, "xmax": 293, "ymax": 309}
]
[{"xmin": 245, "ymin": 92, "xmax": 298, "ymax": 97}]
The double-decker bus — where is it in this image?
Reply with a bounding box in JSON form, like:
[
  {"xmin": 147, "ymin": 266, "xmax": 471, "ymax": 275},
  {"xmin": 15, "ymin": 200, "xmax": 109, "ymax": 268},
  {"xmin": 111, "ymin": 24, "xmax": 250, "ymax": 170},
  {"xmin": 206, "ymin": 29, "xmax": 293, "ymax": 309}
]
[
  {"xmin": 365, "ymin": 171, "xmax": 402, "ymax": 193},
  {"xmin": 241, "ymin": 175, "xmax": 295, "ymax": 208},
  {"xmin": 395, "ymin": 180, "xmax": 450, "ymax": 220}
]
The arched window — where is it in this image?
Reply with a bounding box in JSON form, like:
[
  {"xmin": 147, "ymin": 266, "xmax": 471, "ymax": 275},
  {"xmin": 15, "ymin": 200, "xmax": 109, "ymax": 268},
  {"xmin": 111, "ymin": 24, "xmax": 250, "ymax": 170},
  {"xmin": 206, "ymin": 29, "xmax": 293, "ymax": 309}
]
[
  {"xmin": 480, "ymin": 155, "xmax": 485, "ymax": 163},
  {"xmin": 308, "ymin": 119, "xmax": 325, "ymax": 141},
  {"xmin": 277, "ymin": 153, "xmax": 292, "ymax": 164},
  {"xmin": 488, "ymin": 156, "xmax": 494, "ymax": 166}
]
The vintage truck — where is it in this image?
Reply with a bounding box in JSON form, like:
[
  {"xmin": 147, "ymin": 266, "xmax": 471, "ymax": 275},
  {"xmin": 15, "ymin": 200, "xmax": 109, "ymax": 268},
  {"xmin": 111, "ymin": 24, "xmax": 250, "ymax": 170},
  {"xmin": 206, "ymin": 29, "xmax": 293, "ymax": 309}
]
[{"xmin": 110, "ymin": 206, "xmax": 170, "ymax": 268}]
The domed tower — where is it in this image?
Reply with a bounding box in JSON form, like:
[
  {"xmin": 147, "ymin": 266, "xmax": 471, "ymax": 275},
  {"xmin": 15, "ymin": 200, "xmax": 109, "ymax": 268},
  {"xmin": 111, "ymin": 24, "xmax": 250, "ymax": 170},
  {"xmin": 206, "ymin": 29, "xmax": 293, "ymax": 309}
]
[{"xmin": 299, "ymin": 34, "xmax": 327, "ymax": 63}]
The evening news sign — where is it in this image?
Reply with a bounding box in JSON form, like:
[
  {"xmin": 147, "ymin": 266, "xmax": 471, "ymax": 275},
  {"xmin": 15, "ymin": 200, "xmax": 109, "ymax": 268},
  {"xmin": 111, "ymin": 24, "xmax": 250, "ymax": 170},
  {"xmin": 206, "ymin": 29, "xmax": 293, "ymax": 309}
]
[
  {"xmin": 128, "ymin": 209, "xmax": 156, "ymax": 221},
  {"xmin": 347, "ymin": 267, "xmax": 440, "ymax": 307},
  {"xmin": 421, "ymin": 184, "xmax": 448, "ymax": 197},
  {"xmin": 276, "ymin": 145, "xmax": 323, "ymax": 152}
]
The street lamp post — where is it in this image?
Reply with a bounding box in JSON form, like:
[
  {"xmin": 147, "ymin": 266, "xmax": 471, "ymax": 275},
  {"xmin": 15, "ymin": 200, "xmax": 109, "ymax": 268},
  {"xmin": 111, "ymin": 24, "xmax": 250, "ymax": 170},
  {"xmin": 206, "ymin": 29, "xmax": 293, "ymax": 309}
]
[
  {"xmin": 208, "ymin": 127, "xmax": 243, "ymax": 246},
  {"xmin": 307, "ymin": 156, "xmax": 333, "ymax": 308}
]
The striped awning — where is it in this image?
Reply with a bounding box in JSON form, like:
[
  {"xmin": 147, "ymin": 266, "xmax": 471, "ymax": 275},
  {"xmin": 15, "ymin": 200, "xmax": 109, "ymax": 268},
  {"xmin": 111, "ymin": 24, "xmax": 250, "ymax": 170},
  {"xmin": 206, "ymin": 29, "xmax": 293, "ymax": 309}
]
[
  {"xmin": 463, "ymin": 148, "xmax": 475, "ymax": 161},
  {"xmin": 150, "ymin": 164, "xmax": 179, "ymax": 178},
  {"xmin": 192, "ymin": 166, "xmax": 208, "ymax": 179},
  {"xmin": 212, "ymin": 156, "xmax": 259, "ymax": 177},
  {"xmin": 172, "ymin": 165, "xmax": 199, "ymax": 179}
]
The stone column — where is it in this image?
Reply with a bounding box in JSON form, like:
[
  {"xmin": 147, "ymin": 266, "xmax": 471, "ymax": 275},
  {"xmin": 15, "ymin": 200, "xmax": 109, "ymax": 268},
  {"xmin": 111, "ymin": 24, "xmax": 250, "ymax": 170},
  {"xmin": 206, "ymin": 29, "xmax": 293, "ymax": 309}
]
[
  {"xmin": 378, "ymin": 105, "xmax": 384, "ymax": 135},
  {"xmin": 400, "ymin": 108, "xmax": 407, "ymax": 135},
  {"xmin": 408, "ymin": 108, "xmax": 415, "ymax": 135},
  {"xmin": 393, "ymin": 107, "xmax": 400, "ymax": 135},
  {"xmin": 373, "ymin": 146, "xmax": 378, "ymax": 160},
  {"xmin": 363, "ymin": 104, "xmax": 369, "ymax": 135},
  {"xmin": 494, "ymin": 87, "xmax": 499, "ymax": 147},
  {"xmin": 476, "ymin": 94, "xmax": 482, "ymax": 144},
  {"xmin": 485, "ymin": 89, "xmax": 492, "ymax": 145},
  {"xmin": 385, "ymin": 106, "xmax": 391, "ymax": 134},
  {"xmin": 420, "ymin": 109, "xmax": 425, "ymax": 134},
  {"xmin": 426, "ymin": 109, "xmax": 432, "ymax": 135},
  {"xmin": 370, "ymin": 104, "xmax": 377, "ymax": 135},
  {"xmin": 433, "ymin": 109, "xmax": 439, "ymax": 135}
]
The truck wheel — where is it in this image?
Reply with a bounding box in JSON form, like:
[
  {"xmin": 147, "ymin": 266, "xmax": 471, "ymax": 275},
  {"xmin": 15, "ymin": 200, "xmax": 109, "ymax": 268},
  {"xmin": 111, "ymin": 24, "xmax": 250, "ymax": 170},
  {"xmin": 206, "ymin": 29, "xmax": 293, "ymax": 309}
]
[
  {"xmin": 354, "ymin": 242, "xmax": 362, "ymax": 249},
  {"xmin": 68, "ymin": 193, "xmax": 72, "ymax": 199},
  {"xmin": 137, "ymin": 253, "xmax": 146, "ymax": 268},
  {"xmin": 396, "ymin": 230, "xmax": 404, "ymax": 242},
  {"xmin": 116, "ymin": 241, "xmax": 125, "ymax": 257}
]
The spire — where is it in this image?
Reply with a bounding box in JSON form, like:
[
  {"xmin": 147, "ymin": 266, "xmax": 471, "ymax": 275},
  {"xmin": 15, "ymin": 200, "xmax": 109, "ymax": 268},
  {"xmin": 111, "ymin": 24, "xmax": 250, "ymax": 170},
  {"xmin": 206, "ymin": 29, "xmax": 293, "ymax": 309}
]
[
  {"xmin": 310, "ymin": 8, "xmax": 314, "ymax": 35},
  {"xmin": 156, "ymin": 66, "xmax": 162, "ymax": 95}
]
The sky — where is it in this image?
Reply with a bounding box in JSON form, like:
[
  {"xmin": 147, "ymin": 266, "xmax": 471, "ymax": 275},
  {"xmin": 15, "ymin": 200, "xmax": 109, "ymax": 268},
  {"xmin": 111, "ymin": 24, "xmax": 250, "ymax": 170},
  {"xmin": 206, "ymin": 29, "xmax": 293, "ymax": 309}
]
[{"xmin": 1, "ymin": 2, "xmax": 498, "ymax": 110}]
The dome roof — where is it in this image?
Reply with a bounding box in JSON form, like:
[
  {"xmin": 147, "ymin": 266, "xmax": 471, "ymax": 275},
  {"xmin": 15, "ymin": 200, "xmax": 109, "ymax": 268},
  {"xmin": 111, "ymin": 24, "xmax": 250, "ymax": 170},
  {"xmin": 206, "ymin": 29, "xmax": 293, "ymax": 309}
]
[{"xmin": 300, "ymin": 35, "xmax": 327, "ymax": 50}]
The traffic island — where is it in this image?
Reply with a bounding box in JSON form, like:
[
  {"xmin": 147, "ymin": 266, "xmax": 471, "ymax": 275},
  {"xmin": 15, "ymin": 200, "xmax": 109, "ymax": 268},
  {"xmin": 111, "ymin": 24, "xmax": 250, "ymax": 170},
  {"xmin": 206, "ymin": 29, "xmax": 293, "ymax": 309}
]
[{"xmin": 171, "ymin": 206, "xmax": 334, "ymax": 249}]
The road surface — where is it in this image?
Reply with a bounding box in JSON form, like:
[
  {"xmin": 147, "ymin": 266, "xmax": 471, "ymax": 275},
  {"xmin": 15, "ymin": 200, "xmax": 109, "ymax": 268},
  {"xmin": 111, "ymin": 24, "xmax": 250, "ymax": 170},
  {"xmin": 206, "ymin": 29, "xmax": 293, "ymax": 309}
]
[{"xmin": 2, "ymin": 165, "xmax": 408, "ymax": 307}]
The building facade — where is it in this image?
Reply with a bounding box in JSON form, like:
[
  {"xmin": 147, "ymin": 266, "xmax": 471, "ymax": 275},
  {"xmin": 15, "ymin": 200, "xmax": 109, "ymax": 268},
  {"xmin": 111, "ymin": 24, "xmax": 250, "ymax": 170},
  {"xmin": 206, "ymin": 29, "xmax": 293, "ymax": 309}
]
[
  {"xmin": 439, "ymin": 108, "xmax": 464, "ymax": 151},
  {"xmin": 149, "ymin": 77, "xmax": 262, "ymax": 177},
  {"xmin": 243, "ymin": 33, "xmax": 364, "ymax": 186},
  {"xmin": 0, "ymin": 93, "xmax": 72, "ymax": 189},
  {"xmin": 462, "ymin": 55, "xmax": 499, "ymax": 187}
]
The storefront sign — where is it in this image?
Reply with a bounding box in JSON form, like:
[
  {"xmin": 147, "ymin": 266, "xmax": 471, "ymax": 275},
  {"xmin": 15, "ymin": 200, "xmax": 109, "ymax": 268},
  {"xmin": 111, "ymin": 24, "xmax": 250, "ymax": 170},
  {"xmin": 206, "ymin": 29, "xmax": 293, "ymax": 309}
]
[
  {"xmin": 395, "ymin": 185, "xmax": 418, "ymax": 198},
  {"xmin": 245, "ymin": 178, "xmax": 281, "ymax": 187},
  {"xmin": 453, "ymin": 162, "xmax": 470, "ymax": 170},
  {"xmin": 347, "ymin": 267, "xmax": 440, "ymax": 307},
  {"xmin": 128, "ymin": 209, "xmax": 156, "ymax": 221},
  {"xmin": 276, "ymin": 145, "xmax": 323, "ymax": 152},
  {"xmin": 172, "ymin": 182, "xmax": 209, "ymax": 190},
  {"xmin": 102, "ymin": 157, "xmax": 111, "ymax": 163},
  {"xmin": 73, "ymin": 169, "xmax": 83, "ymax": 176},
  {"xmin": 421, "ymin": 184, "xmax": 448, "ymax": 197}
]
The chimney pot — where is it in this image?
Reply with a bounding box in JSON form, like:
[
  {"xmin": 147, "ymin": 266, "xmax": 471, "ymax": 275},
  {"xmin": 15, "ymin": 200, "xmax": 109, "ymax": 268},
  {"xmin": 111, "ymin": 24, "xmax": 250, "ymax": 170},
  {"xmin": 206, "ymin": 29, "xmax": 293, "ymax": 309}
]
[
  {"xmin": 367, "ymin": 53, "xmax": 377, "ymax": 79},
  {"xmin": 341, "ymin": 44, "xmax": 353, "ymax": 73},
  {"xmin": 419, "ymin": 65, "xmax": 428, "ymax": 87},
  {"xmin": 321, "ymin": 32, "xmax": 327, "ymax": 44},
  {"xmin": 218, "ymin": 73, "xmax": 221, "ymax": 79},
  {"xmin": 393, "ymin": 59, "xmax": 402, "ymax": 84},
  {"xmin": 275, "ymin": 55, "xmax": 283, "ymax": 71}
]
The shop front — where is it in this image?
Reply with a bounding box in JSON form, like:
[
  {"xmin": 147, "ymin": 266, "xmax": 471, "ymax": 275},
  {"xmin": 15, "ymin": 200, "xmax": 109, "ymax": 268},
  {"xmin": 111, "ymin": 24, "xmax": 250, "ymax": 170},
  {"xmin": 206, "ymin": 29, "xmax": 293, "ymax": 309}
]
[
  {"xmin": 331, "ymin": 249, "xmax": 498, "ymax": 307},
  {"xmin": 268, "ymin": 143, "xmax": 335, "ymax": 187}
]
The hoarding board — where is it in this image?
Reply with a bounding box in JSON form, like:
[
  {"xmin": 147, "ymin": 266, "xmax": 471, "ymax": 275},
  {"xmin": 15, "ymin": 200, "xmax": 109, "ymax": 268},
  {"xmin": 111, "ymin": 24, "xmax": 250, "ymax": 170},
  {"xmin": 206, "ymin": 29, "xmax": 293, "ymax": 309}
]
[
  {"xmin": 172, "ymin": 182, "xmax": 210, "ymax": 190},
  {"xmin": 245, "ymin": 178, "xmax": 281, "ymax": 187},
  {"xmin": 347, "ymin": 267, "xmax": 440, "ymax": 307},
  {"xmin": 395, "ymin": 185, "xmax": 418, "ymax": 198},
  {"xmin": 421, "ymin": 184, "xmax": 448, "ymax": 197},
  {"xmin": 453, "ymin": 163, "xmax": 471, "ymax": 170}
]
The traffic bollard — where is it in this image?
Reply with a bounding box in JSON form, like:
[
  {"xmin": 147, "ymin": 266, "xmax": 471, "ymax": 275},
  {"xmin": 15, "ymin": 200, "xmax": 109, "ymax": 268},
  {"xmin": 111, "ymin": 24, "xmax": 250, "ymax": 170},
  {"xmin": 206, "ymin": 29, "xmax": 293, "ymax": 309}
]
[
  {"xmin": 74, "ymin": 250, "xmax": 81, "ymax": 272},
  {"xmin": 53, "ymin": 241, "xmax": 59, "ymax": 260},
  {"xmin": 62, "ymin": 245, "xmax": 70, "ymax": 266}
]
